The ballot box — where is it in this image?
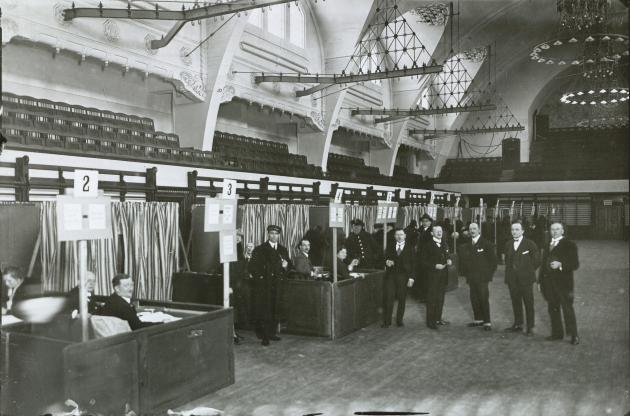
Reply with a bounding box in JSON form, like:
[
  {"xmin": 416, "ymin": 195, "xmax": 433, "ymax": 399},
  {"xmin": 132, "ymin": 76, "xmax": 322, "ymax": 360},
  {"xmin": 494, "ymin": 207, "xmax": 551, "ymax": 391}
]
[
  {"xmin": 279, "ymin": 269, "xmax": 385, "ymax": 339},
  {"xmin": 1, "ymin": 300, "xmax": 234, "ymax": 416}
]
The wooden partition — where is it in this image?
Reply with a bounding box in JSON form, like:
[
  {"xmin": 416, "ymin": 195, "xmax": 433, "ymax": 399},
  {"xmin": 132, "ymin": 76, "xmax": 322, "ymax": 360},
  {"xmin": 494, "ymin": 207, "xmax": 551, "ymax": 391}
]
[{"xmin": 1, "ymin": 301, "xmax": 234, "ymax": 416}]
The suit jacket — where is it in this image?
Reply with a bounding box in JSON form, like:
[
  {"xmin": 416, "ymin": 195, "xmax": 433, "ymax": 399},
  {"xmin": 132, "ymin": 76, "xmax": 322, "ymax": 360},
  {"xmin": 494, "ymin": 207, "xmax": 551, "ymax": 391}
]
[
  {"xmin": 293, "ymin": 252, "xmax": 313, "ymax": 278},
  {"xmin": 460, "ymin": 237, "xmax": 498, "ymax": 283},
  {"xmin": 385, "ymin": 241, "xmax": 415, "ymax": 280},
  {"xmin": 336, "ymin": 258, "xmax": 351, "ymax": 281},
  {"xmin": 249, "ymin": 241, "xmax": 292, "ymax": 283},
  {"xmin": 504, "ymin": 237, "xmax": 541, "ymax": 285},
  {"xmin": 100, "ymin": 293, "xmax": 155, "ymax": 330},
  {"xmin": 539, "ymin": 238, "xmax": 579, "ymax": 297},
  {"xmin": 420, "ymin": 239, "xmax": 451, "ymax": 279},
  {"xmin": 416, "ymin": 227, "xmax": 433, "ymax": 254},
  {"xmin": 67, "ymin": 286, "xmax": 101, "ymax": 315}
]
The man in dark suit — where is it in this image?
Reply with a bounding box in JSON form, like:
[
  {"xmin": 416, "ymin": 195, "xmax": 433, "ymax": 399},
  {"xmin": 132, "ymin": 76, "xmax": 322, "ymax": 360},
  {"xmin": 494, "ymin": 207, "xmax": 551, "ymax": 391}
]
[
  {"xmin": 504, "ymin": 221, "xmax": 541, "ymax": 335},
  {"xmin": 293, "ymin": 239, "xmax": 315, "ymax": 279},
  {"xmin": 249, "ymin": 225, "xmax": 292, "ymax": 346},
  {"xmin": 382, "ymin": 228, "xmax": 416, "ymax": 328},
  {"xmin": 404, "ymin": 220, "xmax": 419, "ymax": 248},
  {"xmin": 539, "ymin": 222, "xmax": 580, "ymax": 345},
  {"xmin": 101, "ymin": 273, "xmax": 157, "ymax": 330},
  {"xmin": 67, "ymin": 270, "xmax": 101, "ymax": 316},
  {"xmin": 420, "ymin": 225, "xmax": 452, "ymax": 329},
  {"xmin": 346, "ymin": 219, "xmax": 378, "ymax": 269},
  {"xmin": 414, "ymin": 213, "xmax": 434, "ymax": 302},
  {"xmin": 1, "ymin": 266, "xmax": 29, "ymax": 315},
  {"xmin": 460, "ymin": 223, "xmax": 497, "ymax": 331}
]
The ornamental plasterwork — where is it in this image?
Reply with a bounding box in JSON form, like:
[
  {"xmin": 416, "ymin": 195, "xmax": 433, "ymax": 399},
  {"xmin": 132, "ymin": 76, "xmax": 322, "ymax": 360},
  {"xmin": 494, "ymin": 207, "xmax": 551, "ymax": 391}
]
[
  {"xmin": 53, "ymin": 2, "xmax": 71, "ymax": 26},
  {"xmin": 1, "ymin": 17, "xmax": 18, "ymax": 44},
  {"xmin": 226, "ymin": 65, "xmax": 236, "ymax": 81},
  {"xmin": 463, "ymin": 47, "xmax": 488, "ymax": 63},
  {"xmin": 144, "ymin": 33, "xmax": 158, "ymax": 55},
  {"xmin": 219, "ymin": 85, "xmax": 236, "ymax": 103},
  {"xmin": 180, "ymin": 46, "xmax": 193, "ymax": 66},
  {"xmin": 103, "ymin": 19, "xmax": 120, "ymax": 43},
  {"xmin": 309, "ymin": 111, "xmax": 325, "ymax": 131},
  {"xmin": 409, "ymin": 3, "xmax": 449, "ymax": 26},
  {"xmin": 178, "ymin": 71, "xmax": 207, "ymax": 101}
]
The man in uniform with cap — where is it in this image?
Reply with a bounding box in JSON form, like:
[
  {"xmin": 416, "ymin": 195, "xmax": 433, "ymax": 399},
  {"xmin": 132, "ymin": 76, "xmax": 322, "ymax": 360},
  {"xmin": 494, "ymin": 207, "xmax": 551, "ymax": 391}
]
[
  {"xmin": 249, "ymin": 225, "xmax": 292, "ymax": 346},
  {"xmin": 346, "ymin": 219, "xmax": 378, "ymax": 269},
  {"xmin": 414, "ymin": 213, "xmax": 434, "ymax": 301}
]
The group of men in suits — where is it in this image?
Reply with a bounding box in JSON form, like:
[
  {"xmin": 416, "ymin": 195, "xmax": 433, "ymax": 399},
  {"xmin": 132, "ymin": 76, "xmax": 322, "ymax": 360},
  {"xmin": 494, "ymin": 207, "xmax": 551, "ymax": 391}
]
[{"xmin": 380, "ymin": 218, "xmax": 580, "ymax": 345}]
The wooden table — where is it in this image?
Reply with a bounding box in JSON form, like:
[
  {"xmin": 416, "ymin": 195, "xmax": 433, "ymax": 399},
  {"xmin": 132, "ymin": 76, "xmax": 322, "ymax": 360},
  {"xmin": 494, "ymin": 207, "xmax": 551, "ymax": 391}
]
[
  {"xmin": 1, "ymin": 301, "xmax": 234, "ymax": 416},
  {"xmin": 278, "ymin": 269, "xmax": 385, "ymax": 339}
]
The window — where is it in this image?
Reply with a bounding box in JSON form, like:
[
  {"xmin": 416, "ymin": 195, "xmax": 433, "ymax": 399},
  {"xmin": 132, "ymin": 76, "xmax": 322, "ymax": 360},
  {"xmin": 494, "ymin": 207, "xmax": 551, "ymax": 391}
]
[
  {"xmin": 267, "ymin": 5, "xmax": 285, "ymax": 38},
  {"xmin": 289, "ymin": 5, "xmax": 305, "ymax": 48},
  {"xmin": 248, "ymin": 8, "xmax": 262, "ymax": 28}
]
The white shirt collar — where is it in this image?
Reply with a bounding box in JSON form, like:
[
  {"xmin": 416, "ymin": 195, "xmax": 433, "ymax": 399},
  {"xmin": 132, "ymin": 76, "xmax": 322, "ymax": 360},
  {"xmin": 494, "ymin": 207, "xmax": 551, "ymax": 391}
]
[
  {"xmin": 301, "ymin": 251, "xmax": 309, "ymax": 257},
  {"xmin": 472, "ymin": 235, "xmax": 481, "ymax": 244},
  {"xmin": 269, "ymin": 241, "xmax": 276, "ymax": 248},
  {"xmin": 396, "ymin": 241, "xmax": 405, "ymax": 246},
  {"xmin": 514, "ymin": 236, "xmax": 523, "ymax": 243},
  {"xmin": 433, "ymin": 237, "xmax": 442, "ymax": 244},
  {"xmin": 122, "ymin": 296, "xmax": 132, "ymax": 304},
  {"xmin": 551, "ymin": 236, "xmax": 563, "ymax": 243}
]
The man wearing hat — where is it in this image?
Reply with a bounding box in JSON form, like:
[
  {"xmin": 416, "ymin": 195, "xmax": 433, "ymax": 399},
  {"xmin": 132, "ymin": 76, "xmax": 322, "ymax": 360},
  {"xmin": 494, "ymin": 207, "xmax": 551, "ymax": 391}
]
[
  {"xmin": 414, "ymin": 213, "xmax": 434, "ymax": 301},
  {"xmin": 249, "ymin": 225, "xmax": 292, "ymax": 346},
  {"xmin": 346, "ymin": 219, "xmax": 378, "ymax": 269}
]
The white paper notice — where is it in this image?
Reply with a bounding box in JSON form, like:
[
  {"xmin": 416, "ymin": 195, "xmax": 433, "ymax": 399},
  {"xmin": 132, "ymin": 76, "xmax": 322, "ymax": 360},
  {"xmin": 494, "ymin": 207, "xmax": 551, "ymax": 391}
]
[
  {"xmin": 337, "ymin": 207, "xmax": 344, "ymax": 222},
  {"xmin": 64, "ymin": 203, "xmax": 83, "ymax": 231},
  {"xmin": 222, "ymin": 203, "xmax": 234, "ymax": 225},
  {"xmin": 88, "ymin": 204, "xmax": 107, "ymax": 230},
  {"xmin": 206, "ymin": 203, "xmax": 220, "ymax": 225},
  {"xmin": 377, "ymin": 206, "xmax": 384, "ymax": 219},
  {"xmin": 222, "ymin": 234, "xmax": 234, "ymax": 257},
  {"xmin": 330, "ymin": 209, "xmax": 337, "ymax": 223}
]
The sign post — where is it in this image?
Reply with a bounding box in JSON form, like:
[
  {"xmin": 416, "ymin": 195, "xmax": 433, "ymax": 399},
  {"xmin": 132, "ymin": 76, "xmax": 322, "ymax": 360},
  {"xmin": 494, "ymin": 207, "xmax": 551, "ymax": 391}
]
[
  {"xmin": 57, "ymin": 169, "xmax": 112, "ymax": 342},
  {"xmin": 204, "ymin": 180, "xmax": 238, "ymax": 308},
  {"xmin": 329, "ymin": 202, "xmax": 345, "ymax": 283}
]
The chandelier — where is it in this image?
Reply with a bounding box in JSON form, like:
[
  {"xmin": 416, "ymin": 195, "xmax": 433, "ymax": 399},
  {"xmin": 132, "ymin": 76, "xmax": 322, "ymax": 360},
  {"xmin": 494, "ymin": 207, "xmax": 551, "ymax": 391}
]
[
  {"xmin": 559, "ymin": 58, "xmax": 628, "ymax": 107},
  {"xmin": 557, "ymin": 0, "xmax": 609, "ymax": 34},
  {"xmin": 530, "ymin": 33, "xmax": 628, "ymax": 66},
  {"xmin": 560, "ymin": 87, "xmax": 628, "ymax": 106},
  {"xmin": 576, "ymin": 115, "xmax": 629, "ymax": 128}
]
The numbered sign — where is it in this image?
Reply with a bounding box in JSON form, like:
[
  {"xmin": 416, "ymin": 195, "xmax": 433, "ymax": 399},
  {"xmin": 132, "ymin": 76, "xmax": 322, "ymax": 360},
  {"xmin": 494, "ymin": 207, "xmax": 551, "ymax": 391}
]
[
  {"xmin": 222, "ymin": 179, "xmax": 237, "ymax": 200},
  {"xmin": 329, "ymin": 203, "xmax": 345, "ymax": 228},
  {"xmin": 334, "ymin": 188, "xmax": 344, "ymax": 204},
  {"xmin": 386, "ymin": 192, "xmax": 393, "ymax": 202},
  {"xmin": 74, "ymin": 170, "xmax": 99, "ymax": 197}
]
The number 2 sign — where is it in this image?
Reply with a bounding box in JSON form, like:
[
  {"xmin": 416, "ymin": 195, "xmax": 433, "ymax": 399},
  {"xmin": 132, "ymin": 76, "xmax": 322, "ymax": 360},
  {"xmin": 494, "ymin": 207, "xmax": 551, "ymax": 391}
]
[{"xmin": 74, "ymin": 170, "xmax": 99, "ymax": 197}]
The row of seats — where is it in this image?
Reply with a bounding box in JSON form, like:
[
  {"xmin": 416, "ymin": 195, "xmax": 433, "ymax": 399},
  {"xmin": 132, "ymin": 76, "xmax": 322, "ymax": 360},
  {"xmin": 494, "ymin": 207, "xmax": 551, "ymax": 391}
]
[
  {"xmin": 213, "ymin": 132, "xmax": 289, "ymax": 154},
  {"xmin": 2, "ymin": 92, "xmax": 155, "ymax": 133},
  {"xmin": 2, "ymin": 116, "xmax": 180, "ymax": 148}
]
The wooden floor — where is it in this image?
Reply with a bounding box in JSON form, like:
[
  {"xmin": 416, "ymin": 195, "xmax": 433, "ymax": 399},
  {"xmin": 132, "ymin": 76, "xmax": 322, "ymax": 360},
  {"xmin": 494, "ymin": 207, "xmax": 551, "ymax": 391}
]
[{"xmin": 180, "ymin": 241, "xmax": 629, "ymax": 416}]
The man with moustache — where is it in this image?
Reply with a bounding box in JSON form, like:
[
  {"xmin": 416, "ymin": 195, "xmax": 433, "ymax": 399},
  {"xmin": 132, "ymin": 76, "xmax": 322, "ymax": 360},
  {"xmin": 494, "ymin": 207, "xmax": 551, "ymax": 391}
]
[
  {"xmin": 460, "ymin": 223, "xmax": 498, "ymax": 331},
  {"xmin": 382, "ymin": 228, "xmax": 416, "ymax": 328},
  {"xmin": 504, "ymin": 221, "xmax": 541, "ymax": 336},
  {"xmin": 420, "ymin": 225, "xmax": 452, "ymax": 330},
  {"xmin": 539, "ymin": 222, "xmax": 580, "ymax": 345}
]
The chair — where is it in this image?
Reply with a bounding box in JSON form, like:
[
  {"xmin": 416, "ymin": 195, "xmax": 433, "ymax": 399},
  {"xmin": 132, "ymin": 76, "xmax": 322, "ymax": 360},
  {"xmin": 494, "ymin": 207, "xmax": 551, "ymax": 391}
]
[
  {"xmin": 90, "ymin": 315, "xmax": 132, "ymax": 339},
  {"xmin": 65, "ymin": 136, "xmax": 83, "ymax": 151},
  {"xmin": 85, "ymin": 107, "xmax": 103, "ymax": 123}
]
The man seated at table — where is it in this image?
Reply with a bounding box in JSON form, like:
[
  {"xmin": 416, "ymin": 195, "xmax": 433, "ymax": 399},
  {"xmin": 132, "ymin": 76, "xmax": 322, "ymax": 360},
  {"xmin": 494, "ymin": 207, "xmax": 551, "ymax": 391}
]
[
  {"xmin": 2, "ymin": 266, "xmax": 27, "ymax": 315},
  {"xmin": 67, "ymin": 270, "xmax": 101, "ymax": 316},
  {"xmin": 100, "ymin": 273, "xmax": 157, "ymax": 330},
  {"xmin": 293, "ymin": 239, "xmax": 315, "ymax": 279},
  {"xmin": 335, "ymin": 246, "xmax": 360, "ymax": 281}
]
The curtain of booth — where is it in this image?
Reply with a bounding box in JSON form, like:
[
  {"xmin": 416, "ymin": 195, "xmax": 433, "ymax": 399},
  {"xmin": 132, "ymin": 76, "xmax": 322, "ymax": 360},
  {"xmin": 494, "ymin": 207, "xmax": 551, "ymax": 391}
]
[
  {"xmin": 40, "ymin": 201, "xmax": 179, "ymax": 300},
  {"xmin": 238, "ymin": 204, "xmax": 310, "ymax": 259},
  {"xmin": 399, "ymin": 205, "xmax": 430, "ymax": 228},
  {"xmin": 343, "ymin": 205, "xmax": 378, "ymax": 237}
]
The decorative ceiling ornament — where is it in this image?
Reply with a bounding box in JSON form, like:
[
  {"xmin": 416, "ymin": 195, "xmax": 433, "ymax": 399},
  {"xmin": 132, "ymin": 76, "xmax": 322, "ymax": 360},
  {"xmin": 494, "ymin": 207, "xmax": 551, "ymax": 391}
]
[
  {"xmin": 144, "ymin": 33, "xmax": 158, "ymax": 55},
  {"xmin": 103, "ymin": 19, "xmax": 120, "ymax": 42},
  {"xmin": 409, "ymin": 3, "xmax": 450, "ymax": 26},
  {"xmin": 530, "ymin": 33, "xmax": 628, "ymax": 66},
  {"xmin": 462, "ymin": 47, "xmax": 488, "ymax": 63},
  {"xmin": 179, "ymin": 71, "xmax": 207, "ymax": 100},
  {"xmin": 53, "ymin": 2, "xmax": 71, "ymax": 25},
  {"xmin": 557, "ymin": 0, "xmax": 609, "ymax": 35},
  {"xmin": 179, "ymin": 46, "xmax": 193, "ymax": 66}
]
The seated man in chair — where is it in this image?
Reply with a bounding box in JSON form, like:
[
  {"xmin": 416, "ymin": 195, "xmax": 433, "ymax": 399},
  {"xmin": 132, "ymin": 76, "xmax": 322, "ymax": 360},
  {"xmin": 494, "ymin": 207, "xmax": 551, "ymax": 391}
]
[
  {"xmin": 101, "ymin": 273, "xmax": 157, "ymax": 330},
  {"xmin": 67, "ymin": 270, "xmax": 101, "ymax": 316}
]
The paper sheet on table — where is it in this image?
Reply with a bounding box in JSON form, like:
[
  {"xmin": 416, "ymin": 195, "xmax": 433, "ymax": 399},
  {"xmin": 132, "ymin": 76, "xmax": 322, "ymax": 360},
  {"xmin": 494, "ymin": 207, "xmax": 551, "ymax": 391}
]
[{"xmin": 138, "ymin": 311, "xmax": 182, "ymax": 323}]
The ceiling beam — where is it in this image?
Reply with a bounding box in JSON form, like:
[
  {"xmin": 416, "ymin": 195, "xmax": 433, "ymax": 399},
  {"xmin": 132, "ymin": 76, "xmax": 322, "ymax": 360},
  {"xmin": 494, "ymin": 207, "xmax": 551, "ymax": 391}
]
[
  {"xmin": 150, "ymin": 21, "xmax": 187, "ymax": 49},
  {"xmin": 63, "ymin": 0, "xmax": 294, "ymax": 22},
  {"xmin": 409, "ymin": 126, "xmax": 525, "ymax": 135},
  {"xmin": 353, "ymin": 104, "xmax": 497, "ymax": 125}
]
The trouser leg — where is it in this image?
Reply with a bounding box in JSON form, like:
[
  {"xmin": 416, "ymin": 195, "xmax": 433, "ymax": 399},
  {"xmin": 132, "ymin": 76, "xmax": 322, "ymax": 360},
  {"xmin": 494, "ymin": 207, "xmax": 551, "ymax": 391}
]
[
  {"xmin": 383, "ymin": 276, "xmax": 395, "ymax": 325},
  {"xmin": 508, "ymin": 282, "xmax": 524, "ymax": 326},
  {"xmin": 395, "ymin": 276, "xmax": 407, "ymax": 325},
  {"xmin": 469, "ymin": 281, "xmax": 483, "ymax": 321},
  {"xmin": 522, "ymin": 283, "xmax": 535, "ymax": 330}
]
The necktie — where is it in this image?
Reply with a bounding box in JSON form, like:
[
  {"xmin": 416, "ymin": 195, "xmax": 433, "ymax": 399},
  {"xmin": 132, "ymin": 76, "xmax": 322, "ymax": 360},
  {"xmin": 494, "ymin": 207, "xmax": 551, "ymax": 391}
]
[
  {"xmin": 550, "ymin": 240, "xmax": 557, "ymax": 250},
  {"xmin": 396, "ymin": 244, "xmax": 402, "ymax": 255}
]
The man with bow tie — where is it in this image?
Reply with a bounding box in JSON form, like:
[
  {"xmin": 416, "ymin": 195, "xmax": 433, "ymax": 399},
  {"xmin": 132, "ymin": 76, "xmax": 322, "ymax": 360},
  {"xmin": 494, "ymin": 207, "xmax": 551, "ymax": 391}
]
[
  {"xmin": 460, "ymin": 223, "xmax": 497, "ymax": 331},
  {"xmin": 503, "ymin": 221, "xmax": 541, "ymax": 336},
  {"xmin": 249, "ymin": 225, "xmax": 292, "ymax": 346},
  {"xmin": 420, "ymin": 225, "xmax": 453, "ymax": 330},
  {"xmin": 539, "ymin": 222, "xmax": 580, "ymax": 345},
  {"xmin": 382, "ymin": 228, "xmax": 416, "ymax": 328}
]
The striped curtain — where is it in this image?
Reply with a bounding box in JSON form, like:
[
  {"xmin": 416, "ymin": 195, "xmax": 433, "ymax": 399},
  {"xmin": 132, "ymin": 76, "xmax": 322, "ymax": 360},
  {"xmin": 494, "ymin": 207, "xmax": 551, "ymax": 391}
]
[
  {"xmin": 40, "ymin": 201, "xmax": 179, "ymax": 300},
  {"xmin": 343, "ymin": 205, "xmax": 378, "ymax": 237},
  {"xmin": 239, "ymin": 204, "xmax": 310, "ymax": 259},
  {"xmin": 399, "ymin": 205, "xmax": 429, "ymax": 228}
]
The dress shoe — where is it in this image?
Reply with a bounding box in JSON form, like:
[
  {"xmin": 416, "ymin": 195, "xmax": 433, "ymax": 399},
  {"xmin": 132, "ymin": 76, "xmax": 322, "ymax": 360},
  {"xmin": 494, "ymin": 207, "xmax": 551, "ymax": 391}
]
[
  {"xmin": 504, "ymin": 325, "xmax": 523, "ymax": 332},
  {"xmin": 270, "ymin": 335, "xmax": 281, "ymax": 341},
  {"xmin": 571, "ymin": 336, "xmax": 580, "ymax": 345},
  {"xmin": 483, "ymin": 324, "xmax": 492, "ymax": 331},
  {"xmin": 545, "ymin": 335, "xmax": 563, "ymax": 341},
  {"xmin": 467, "ymin": 321, "xmax": 484, "ymax": 327},
  {"xmin": 427, "ymin": 323, "xmax": 438, "ymax": 330},
  {"xmin": 396, "ymin": 322, "xmax": 404, "ymax": 327},
  {"xmin": 255, "ymin": 332, "xmax": 264, "ymax": 340},
  {"xmin": 436, "ymin": 320, "xmax": 450, "ymax": 326},
  {"xmin": 525, "ymin": 328, "xmax": 534, "ymax": 336},
  {"xmin": 233, "ymin": 337, "xmax": 240, "ymax": 345},
  {"xmin": 261, "ymin": 339, "xmax": 270, "ymax": 346},
  {"xmin": 381, "ymin": 323, "xmax": 391, "ymax": 328}
]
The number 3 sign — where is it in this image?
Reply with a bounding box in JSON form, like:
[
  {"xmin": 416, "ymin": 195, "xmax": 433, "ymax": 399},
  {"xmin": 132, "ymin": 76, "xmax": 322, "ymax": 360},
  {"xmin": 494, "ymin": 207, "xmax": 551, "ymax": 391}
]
[
  {"xmin": 74, "ymin": 170, "xmax": 99, "ymax": 197},
  {"xmin": 222, "ymin": 179, "xmax": 237, "ymax": 200}
]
